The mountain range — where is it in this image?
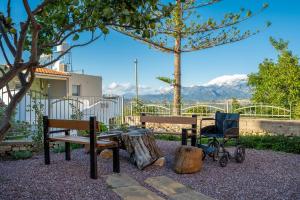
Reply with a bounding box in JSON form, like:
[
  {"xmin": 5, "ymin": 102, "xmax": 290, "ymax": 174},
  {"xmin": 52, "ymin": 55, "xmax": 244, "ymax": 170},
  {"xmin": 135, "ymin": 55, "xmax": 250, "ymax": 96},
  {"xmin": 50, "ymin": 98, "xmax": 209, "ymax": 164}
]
[{"xmin": 106, "ymin": 74, "xmax": 252, "ymax": 102}]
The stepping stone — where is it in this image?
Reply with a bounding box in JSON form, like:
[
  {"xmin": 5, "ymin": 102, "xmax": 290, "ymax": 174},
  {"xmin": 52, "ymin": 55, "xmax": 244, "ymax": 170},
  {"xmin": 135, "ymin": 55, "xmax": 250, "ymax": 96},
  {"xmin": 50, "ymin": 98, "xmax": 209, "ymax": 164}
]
[
  {"xmin": 113, "ymin": 185, "xmax": 164, "ymax": 200},
  {"xmin": 106, "ymin": 173, "xmax": 140, "ymax": 188},
  {"xmin": 106, "ymin": 173, "xmax": 165, "ymax": 200},
  {"xmin": 145, "ymin": 176, "xmax": 189, "ymax": 196},
  {"xmin": 145, "ymin": 176, "xmax": 214, "ymax": 200}
]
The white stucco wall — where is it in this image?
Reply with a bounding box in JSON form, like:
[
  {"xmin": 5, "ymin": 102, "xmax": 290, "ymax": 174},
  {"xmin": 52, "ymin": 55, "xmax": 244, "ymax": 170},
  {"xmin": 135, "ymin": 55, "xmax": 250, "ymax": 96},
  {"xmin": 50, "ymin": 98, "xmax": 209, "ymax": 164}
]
[{"xmin": 68, "ymin": 73, "xmax": 102, "ymax": 97}]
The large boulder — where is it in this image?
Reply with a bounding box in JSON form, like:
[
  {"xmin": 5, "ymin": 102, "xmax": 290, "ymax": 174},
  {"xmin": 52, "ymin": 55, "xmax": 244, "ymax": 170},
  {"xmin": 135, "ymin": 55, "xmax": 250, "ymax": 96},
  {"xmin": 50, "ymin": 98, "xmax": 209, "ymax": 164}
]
[
  {"xmin": 100, "ymin": 149, "xmax": 113, "ymax": 159},
  {"xmin": 173, "ymin": 146, "xmax": 203, "ymax": 174}
]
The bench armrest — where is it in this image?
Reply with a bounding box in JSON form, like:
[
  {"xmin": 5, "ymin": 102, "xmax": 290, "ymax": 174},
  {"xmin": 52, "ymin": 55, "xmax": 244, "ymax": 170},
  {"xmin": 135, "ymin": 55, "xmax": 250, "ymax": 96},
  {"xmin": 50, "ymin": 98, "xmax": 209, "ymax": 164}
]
[
  {"xmin": 97, "ymin": 133, "xmax": 121, "ymax": 140},
  {"xmin": 49, "ymin": 129, "xmax": 70, "ymax": 134},
  {"xmin": 182, "ymin": 128, "xmax": 197, "ymax": 131}
]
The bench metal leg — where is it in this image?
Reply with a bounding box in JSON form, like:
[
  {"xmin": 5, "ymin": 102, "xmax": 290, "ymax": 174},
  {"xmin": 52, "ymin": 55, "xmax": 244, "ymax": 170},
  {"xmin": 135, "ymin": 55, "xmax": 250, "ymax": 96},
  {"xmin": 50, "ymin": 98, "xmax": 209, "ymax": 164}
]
[
  {"xmin": 65, "ymin": 142, "xmax": 71, "ymax": 161},
  {"xmin": 44, "ymin": 140, "xmax": 50, "ymax": 165},
  {"xmin": 191, "ymin": 134, "xmax": 197, "ymax": 147},
  {"xmin": 43, "ymin": 116, "xmax": 50, "ymax": 165},
  {"xmin": 65, "ymin": 130, "xmax": 71, "ymax": 161},
  {"xmin": 90, "ymin": 146, "xmax": 97, "ymax": 179},
  {"xmin": 182, "ymin": 129, "xmax": 187, "ymax": 145},
  {"xmin": 90, "ymin": 117, "xmax": 97, "ymax": 179},
  {"xmin": 112, "ymin": 147, "xmax": 120, "ymax": 173}
]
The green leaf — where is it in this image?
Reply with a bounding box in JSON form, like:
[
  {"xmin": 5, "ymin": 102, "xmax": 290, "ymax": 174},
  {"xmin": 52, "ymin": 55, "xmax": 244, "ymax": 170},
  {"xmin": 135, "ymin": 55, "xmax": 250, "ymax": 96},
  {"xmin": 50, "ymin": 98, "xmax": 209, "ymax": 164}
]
[
  {"xmin": 103, "ymin": 7, "xmax": 112, "ymax": 17},
  {"xmin": 102, "ymin": 27, "xmax": 109, "ymax": 34},
  {"xmin": 246, "ymin": 10, "xmax": 252, "ymax": 17},
  {"xmin": 6, "ymin": 17, "xmax": 12, "ymax": 24},
  {"xmin": 263, "ymin": 3, "xmax": 269, "ymax": 9},
  {"xmin": 72, "ymin": 34, "xmax": 79, "ymax": 41},
  {"xmin": 10, "ymin": 28, "xmax": 16, "ymax": 34}
]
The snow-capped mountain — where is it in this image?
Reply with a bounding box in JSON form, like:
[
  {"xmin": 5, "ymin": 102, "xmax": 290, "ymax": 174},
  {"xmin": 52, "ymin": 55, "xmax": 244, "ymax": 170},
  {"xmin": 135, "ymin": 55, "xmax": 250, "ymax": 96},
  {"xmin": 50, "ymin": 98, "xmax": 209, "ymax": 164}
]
[
  {"xmin": 106, "ymin": 74, "xmax": 251, "ymax": 102},
  {"xmin": 203, "ymin": 74, "xmax": 248, "ymax": 87}
]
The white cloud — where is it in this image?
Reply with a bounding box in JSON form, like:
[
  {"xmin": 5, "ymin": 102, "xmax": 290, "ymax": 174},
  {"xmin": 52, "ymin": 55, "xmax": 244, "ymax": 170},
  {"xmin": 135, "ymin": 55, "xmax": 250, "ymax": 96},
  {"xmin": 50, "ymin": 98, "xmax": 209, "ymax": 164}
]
[
  {"xmin": 105, "ymin": 82, "xmax": 134, "ymax": 95},
  {"xmin": 104, "ymin": 82, "xmax": 171, "ymax": 95}
]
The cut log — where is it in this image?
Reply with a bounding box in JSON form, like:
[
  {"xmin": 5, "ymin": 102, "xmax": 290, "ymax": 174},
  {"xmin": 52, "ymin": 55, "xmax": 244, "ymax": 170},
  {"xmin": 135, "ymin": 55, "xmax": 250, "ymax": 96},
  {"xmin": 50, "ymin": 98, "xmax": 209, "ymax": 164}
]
[{"xmin": 121, "ymin": 128, "xmax": 163, "ymax": 169}]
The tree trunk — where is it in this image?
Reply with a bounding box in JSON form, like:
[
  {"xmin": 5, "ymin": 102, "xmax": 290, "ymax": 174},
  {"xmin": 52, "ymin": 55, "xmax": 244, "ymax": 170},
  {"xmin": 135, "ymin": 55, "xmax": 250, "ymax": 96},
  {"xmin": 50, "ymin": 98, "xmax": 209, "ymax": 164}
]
[
  {"xmin": 173, "ymin": 50, "xmax": 181, "ymax": 115},
  {"xmin": 173, "ymin": 0, "xmax": 182, "ymax": 116},
  {"xmin": 0, "ymin": 70, "xmax": 35, "ymax": 141}
]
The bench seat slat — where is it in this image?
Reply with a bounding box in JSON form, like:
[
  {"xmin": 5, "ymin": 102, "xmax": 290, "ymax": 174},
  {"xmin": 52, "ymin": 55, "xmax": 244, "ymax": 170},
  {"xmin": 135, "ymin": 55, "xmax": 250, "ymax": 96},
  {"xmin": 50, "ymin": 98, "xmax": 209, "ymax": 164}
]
[
  {"xmin": 141, "ymin": 116, "xmax": 197, "ymax": 125},
  {"xmin": 49, "ymin": 136, "xmax": 117, "ymax": 148},
  {"xmin": 48, "ymin": 119, "xmax": 99, "ymax": 131}
]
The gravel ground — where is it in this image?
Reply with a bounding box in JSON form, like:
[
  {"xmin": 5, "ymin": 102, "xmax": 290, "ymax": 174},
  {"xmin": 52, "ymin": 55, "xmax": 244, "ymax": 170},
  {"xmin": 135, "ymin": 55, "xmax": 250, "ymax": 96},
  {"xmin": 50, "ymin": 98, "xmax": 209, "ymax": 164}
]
[{"xmin": 0, "ymin": 140, "xmax": 299, "ymax": 200}]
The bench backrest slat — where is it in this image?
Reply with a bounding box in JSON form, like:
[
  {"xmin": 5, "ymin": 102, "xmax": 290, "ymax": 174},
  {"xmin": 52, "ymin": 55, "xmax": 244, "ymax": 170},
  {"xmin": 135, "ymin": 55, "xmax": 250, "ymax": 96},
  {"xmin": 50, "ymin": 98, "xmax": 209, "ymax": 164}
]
[
  {"xmin": 140, "ymin": 115, "xmax": 197, "ymax": 125},
  {"xmin": 48, "ymin": 119, "xmax": 98, "ymax": 131}
]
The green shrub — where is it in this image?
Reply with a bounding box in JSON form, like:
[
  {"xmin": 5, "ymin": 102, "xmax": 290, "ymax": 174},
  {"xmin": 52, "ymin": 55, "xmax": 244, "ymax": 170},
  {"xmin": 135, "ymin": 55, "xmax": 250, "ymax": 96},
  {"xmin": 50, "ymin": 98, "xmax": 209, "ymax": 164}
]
[
  {"xmin": 99, "ymin": 122, "xmax": 108, "ymax": 132},
  {"xmin": 155, "ymin": 133, "xmax": 300, "ymax": 154},
  {"xmin": 239, "ymin": 135, "xmax": 300, "ymax": 154},
  {"xmin": 11, "ymin": 150, "xmax": 32, "ymax": 159},
  {"xmin": 52, "ymin": 143, "xmax": 84, "ymax": 153}
]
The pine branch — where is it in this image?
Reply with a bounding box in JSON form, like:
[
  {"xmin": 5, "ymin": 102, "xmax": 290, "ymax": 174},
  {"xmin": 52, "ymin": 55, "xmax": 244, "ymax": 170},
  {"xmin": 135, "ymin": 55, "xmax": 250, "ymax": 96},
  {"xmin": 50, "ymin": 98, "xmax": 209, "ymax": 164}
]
[
  {"xmin": 113, "ymin": 28, "xmax": 175, "ymax": 53},
  {"xmin": 184, "ymin": 0, "xmax": 222, "ymax": 10},
  {"xmin": 181, "ymin": 29, "xmax": 258, "ymax": 52},
  {"xmin": 157, "ymin": 76, "xmax": 175, "ymax": 86}
]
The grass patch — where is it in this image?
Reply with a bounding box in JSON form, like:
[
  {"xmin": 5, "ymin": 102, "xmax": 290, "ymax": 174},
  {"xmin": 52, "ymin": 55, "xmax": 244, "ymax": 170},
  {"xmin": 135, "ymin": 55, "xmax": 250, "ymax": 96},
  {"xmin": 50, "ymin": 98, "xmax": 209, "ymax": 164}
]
[
  {"xmin": 52, "ymin": 143, "xmax": 84, "ymax": 153},
  {"xmin": 11, "ymin": 150, "xmax": 32, "ymax": 159},
  {"xmin": 240, "ymin": 135, "xmax": 300, "ymax": 154},
  {"xmin": 155, "ymin": 134, "xmax": 300, "ymax": 154}
]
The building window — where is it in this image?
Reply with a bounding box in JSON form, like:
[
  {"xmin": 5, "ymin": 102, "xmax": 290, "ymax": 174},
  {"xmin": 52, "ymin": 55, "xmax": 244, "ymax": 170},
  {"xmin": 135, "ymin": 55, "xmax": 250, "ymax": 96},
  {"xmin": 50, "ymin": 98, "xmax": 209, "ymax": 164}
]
[
  {"xmin": 72, "ymin": 85, "xmax": 80, "ymax": 96},
  {"xmin": 15, "ymin": 83, "xmax": 21, "ymax": 90}
]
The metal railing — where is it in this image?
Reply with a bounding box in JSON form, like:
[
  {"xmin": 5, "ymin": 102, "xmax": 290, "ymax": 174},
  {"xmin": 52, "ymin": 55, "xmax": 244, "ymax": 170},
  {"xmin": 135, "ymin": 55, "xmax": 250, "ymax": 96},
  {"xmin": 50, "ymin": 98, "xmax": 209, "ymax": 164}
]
[
  {"xmin": 1, "ymin": 89, "xmax": 124, "ymax": 131},
  {"xmin": 125, "ymin": 101, "xmax": 292, "ymax": 119},
  {"xmin": 233, "ymin": 104, "xmax": 292, "ymax": 119}
]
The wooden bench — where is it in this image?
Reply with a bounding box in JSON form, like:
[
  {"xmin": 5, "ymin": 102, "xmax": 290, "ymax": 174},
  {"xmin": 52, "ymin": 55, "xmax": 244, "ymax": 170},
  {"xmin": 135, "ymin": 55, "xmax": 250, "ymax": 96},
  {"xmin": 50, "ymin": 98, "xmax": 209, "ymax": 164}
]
[
  {"xmin": 140, "ymin": 113, "xmax": 198, "ymax": 146},
  {"xmin": 43, "ymin": 116, "xmax": 120, "ymax": 179}
]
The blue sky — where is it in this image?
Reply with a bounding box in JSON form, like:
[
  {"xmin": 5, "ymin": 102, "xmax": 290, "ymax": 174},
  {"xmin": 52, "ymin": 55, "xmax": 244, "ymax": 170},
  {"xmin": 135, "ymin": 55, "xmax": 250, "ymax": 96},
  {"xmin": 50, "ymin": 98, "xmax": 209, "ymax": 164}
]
[{"xmin": 1, "ymin": 0, "xmax": 300, "ymax": 94}]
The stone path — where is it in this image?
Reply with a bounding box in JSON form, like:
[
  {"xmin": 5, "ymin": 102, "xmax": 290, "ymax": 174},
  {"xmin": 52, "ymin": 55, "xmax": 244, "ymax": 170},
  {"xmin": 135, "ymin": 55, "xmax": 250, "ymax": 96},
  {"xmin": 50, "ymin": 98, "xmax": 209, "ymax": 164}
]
[
  {"xmin": 106, "ymin": 174, "xmax": 215, "ymax": 200},
  {"xmin": 145, "ymin": 176, "xmax": 215, "ymax": 200},
  {"xmin": 106, "ymin": 173, "xmax": 164, "ymax": 200}
]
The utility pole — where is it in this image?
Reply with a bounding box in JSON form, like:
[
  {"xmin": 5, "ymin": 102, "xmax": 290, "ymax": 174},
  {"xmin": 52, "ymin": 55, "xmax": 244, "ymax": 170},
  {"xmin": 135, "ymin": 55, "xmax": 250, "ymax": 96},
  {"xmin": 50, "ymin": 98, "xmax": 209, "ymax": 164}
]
[{"xmin": 134, "ymin": 59, "xmax": 139, "ymax": 104}]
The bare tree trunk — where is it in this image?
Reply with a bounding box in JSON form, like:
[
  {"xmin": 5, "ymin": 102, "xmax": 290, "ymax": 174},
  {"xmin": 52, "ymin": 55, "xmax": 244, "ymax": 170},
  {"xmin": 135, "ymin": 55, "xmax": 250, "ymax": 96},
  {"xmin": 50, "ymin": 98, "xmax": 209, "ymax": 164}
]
[
  {"xmin": 0, "ymin": 70, "xmax": 35, "ymax": 140},
  {"xmin": 173, "ymin": 0, "xmax": 182, "ymax": 116},
  {"xmin": 173, "ymin": 50, "xmax": 181, "ymax": 115}
]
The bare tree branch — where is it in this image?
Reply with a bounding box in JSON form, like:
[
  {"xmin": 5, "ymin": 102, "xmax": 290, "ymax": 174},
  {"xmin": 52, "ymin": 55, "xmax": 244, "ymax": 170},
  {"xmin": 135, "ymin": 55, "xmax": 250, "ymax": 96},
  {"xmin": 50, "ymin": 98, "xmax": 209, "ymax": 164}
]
[
  {"xmin": 0, "ymin": 63, "xmax": 29, "ymax": 89},
  {"xmin": 41, "ymin": 33, "xmax": 102, "ymax": 68},
  {"xmin": 7, "ymin": 0, "xmax": 11, "ymax": 18},
  {"xmin": 23, "ymin": 0, "xmax": 42, "ymax": 63},
  {"xmin": 23, "ymin": 0, "xmax": 38, "ymax": 26},
  {"xmin": 15, "ymin": 21, "xmax": 29, "ymax": 63},
  {"xmin": 0, "ymin": 22, "xmax": 16, "ymax": 56},
  {"xmin": 0, "ymin": 68, "xmax": 12, "ymax": 100},
  {"xmin": 32, "ymin": 0, "xmax": 53, "ymax": 15},
  {"xmin": 0, "ymin": 37, "xmax": 13, "ymax": 68}
]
